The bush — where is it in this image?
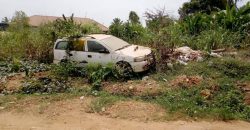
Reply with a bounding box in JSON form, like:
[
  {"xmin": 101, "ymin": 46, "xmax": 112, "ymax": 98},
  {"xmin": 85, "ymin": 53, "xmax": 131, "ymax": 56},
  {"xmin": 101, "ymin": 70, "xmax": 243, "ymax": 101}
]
[
  {"xmin": 52, "ymin": 62, "xmax": 86, "ymax": 78},
  {"xmin": 195, "ymin": 28, "xmax": 242, "ymax": 51}
]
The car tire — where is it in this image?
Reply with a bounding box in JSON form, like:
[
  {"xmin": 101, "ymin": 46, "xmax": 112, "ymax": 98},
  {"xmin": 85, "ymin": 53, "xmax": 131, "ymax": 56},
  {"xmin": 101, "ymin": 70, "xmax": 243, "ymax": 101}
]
[
  {"xmin": 115, "ymin": 61, "xmax": 133, "ymax": 78},
  {"xmin": 60, "ymin": 59, "xmax": 69, "ymax": 63}
]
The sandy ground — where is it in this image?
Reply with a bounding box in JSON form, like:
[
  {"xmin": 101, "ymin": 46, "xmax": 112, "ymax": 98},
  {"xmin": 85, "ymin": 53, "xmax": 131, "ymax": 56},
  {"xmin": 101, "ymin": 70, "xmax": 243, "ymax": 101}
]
[
  {"xmin": 1, "ymin": 112, "xmax": 250, "ymax": 130},
  {"xmin": 1, "ymin": 72, "xmax": 250, "ymax": 130},
  {"xmin": 0, "ymin": 98, "xmax": 250, "ymax": 130}
]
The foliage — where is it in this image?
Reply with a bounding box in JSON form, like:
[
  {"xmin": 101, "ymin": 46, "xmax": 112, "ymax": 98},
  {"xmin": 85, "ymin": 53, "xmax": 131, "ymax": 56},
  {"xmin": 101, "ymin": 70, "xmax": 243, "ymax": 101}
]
[
  {"xmin": 129, "ymin": 11, "xmax": 140, "ymax": 24},
  {"xmin": 20, "ymin": 78, "xmax": 70, "ymax": 94},
  {"xmin": 0, "ymin": 13, "xmax": 102, "ymax": 63},
  {"xmin": 109, "ymin": 18, "xmax": 124, "ymax": 38},
  {"xmin": 8, "ymin": 11, "xmax": 29, "ymax": 31},
  {"xmin": 194, "ymin": 28, "xmax": 242, "ymax": 50},
  {"xmin": 152, "ymin": 57, "xmax": 250, "ymax": 121},
  {"xmin": 52, "ymin": 14, "xmax": 82, "ymax": 38},
  {"xmin": 156, "ymin": 82, "xmax": 250, "ymax": 120},
  {"xmin": 81, "ymin": 23, "xmax": 102, "ymax": 34},
  {"xmin": 211, "ymin": 58, "xmax": 250, "ymax": 80},
  {"xmin": 145, "ymin": 8, "xmax": 174, "ymax": 33},
  {"xmin": 215, "ymin": 2, "xmax": 250, "ymax": 33},
  {"xmin": 179, "ymin": 0, "xmax": 228, "ymax": 19},
  {"xmin": 88, "ymin": 63, "xmax": 119, "ymax": 91},
  {"xmin": 52, "ymin": 62, "xmax": 86, "ymax": 78},
  {"xmin": 109, "ymin": 14, "xmax": 148, "ymax": 44},
  {"xmin": 0, "ymin": 60, "xmax": 50, "ymax": 78},
  {"xmin": 180, "ymin": 13, "xmax": 212, "ymax": 35},
  {"xmin": 51, "ymin": 62, "xmax": 120, "ymax": 91}
]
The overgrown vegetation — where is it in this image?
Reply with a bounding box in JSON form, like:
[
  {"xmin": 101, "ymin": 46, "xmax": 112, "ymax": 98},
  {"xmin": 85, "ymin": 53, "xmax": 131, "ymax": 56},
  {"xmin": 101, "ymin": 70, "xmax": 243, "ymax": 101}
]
[
  {"xmin": 152, "ymin": 57, "xmax": 250, "ymax": 121},
  {"xmin": 0, "ymin": 1, "xmax": 250, "ymax": 121},
  {"xmin": 0, "ymin": 12, "xmax": 102, "ymax": 63}
]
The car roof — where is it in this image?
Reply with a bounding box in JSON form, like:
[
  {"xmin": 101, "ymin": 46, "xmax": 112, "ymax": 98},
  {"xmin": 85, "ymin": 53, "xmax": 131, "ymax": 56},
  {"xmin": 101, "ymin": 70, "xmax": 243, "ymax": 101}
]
[
  {"xmin": 87, "ymin": 34, "xmax": 111, "ymax": 40},
  {"xmin": 56, "ymin": 34, "xmax": 111, "ymax": 42}
]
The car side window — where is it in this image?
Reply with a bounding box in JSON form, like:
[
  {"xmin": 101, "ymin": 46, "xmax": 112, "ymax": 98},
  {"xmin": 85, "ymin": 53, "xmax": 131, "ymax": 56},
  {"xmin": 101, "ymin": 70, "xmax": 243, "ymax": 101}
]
[
  {"xmin": 55, "ymin": 41, "xmax": 68, "ymax": 50},
  {"xmin": 87, "ymin": 40, "xmax": 107, "ymax": 52}
]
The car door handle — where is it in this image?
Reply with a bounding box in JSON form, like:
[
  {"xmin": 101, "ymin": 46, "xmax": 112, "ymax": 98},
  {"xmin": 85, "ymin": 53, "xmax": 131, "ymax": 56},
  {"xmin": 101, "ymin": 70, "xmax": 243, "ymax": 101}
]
[
  {"xmin": 88, "ymin": 55, "xmax": 92, "ymax": 58},
  {"xmin": 80, "ymin": 61, "xmax": 88, "ymax": 63}
]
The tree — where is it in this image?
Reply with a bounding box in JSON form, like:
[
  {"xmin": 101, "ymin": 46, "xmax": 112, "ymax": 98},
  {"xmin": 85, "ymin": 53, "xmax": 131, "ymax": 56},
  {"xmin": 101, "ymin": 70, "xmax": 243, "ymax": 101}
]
[
  {"xmin": 52, "ymin": 14, "xmax": 82, "ymax": 38},
  {"xmin": 179, "ymin": 0, "xmax": 228, "ymax": 19},
  {"xmin": 145, "ymin": 8, "xmax": 174, "ymax": 33},
  {"xmin": 129, "ymin": 11, "xmax": 140, "ymax": 24},
  {"xmin": 9, "ymin": 11, "xmax": 29, "ymax": 31},
  {"xmin": 109, "ymin": 18, "xmax": 124, "ymax": 38},
  {"xmin": 1, "ymin": 17, "xmax": 9, "ymax": 23}
]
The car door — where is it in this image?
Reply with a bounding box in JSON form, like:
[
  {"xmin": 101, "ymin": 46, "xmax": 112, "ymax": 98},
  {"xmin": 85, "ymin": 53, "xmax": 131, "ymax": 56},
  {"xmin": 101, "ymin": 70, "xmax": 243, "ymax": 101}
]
[
  {"xmin": 54, "ymin": 41, "xmax": 68, "ymax": 63},
  {"xmin": 86, "ymin": 40, "xmax": 112, "ymax": 65},
  {"xmin": 69, "ymin": 39, "xmax": 88, "ymax": 66}
]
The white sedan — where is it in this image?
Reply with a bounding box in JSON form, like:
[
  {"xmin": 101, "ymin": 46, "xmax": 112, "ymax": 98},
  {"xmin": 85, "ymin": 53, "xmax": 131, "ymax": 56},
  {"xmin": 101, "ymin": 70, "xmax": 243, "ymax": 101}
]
[{"xmin": 53, "ymin": 34, "xmax": 155, "ymax": 73}]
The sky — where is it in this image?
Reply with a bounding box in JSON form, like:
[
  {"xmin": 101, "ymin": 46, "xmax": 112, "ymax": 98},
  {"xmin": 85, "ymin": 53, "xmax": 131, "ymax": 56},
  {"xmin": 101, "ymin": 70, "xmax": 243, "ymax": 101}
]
[{"xmin": 0, "ymin": 0, "xmax": 249, "ymax": 27}]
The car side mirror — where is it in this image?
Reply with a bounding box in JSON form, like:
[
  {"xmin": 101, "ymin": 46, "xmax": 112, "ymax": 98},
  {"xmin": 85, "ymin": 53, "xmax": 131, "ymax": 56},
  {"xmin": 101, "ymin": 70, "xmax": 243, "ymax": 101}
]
[{"xmin": 99, "ymin": 49, "xmax": 109, "ymax": 54}]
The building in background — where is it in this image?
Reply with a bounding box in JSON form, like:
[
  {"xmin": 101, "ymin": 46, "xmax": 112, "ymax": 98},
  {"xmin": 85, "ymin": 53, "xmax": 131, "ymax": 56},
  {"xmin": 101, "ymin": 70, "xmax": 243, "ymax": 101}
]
[{"xmin": 29, "ymin": 15, "xmax": 108, "ymax": 33}]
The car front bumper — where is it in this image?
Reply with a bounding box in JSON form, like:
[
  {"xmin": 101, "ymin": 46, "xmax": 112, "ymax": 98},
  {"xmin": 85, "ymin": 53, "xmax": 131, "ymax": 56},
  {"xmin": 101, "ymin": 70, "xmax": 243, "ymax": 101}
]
[{"xmin": 130, "ymin": 54, "xmax": 156, "ymax": 73}]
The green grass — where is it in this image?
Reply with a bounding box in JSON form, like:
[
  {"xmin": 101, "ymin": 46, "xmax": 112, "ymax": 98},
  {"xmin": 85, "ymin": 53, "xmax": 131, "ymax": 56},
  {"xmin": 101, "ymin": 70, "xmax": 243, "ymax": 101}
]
[
  {"xmin": 149, "ymin": 56, "xmax": 250, "ymax": 121},
  {"xmin": 88, "ymin": 92, "xmax": 125, "ymax": 112}
]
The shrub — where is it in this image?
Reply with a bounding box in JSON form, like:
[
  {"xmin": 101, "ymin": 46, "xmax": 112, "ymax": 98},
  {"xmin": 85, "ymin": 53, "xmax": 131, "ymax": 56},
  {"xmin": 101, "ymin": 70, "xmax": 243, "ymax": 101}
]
[
  {"xmin": 195, "ymin": 28, "xmax": 242, "ymax": 51},
  {"xmin": 88, "ymin": 63, "xmax": 119, "ymax": 91},
  {"xmin": 51, "ymin": 62, "xmax": 86, "ymax": 78}
]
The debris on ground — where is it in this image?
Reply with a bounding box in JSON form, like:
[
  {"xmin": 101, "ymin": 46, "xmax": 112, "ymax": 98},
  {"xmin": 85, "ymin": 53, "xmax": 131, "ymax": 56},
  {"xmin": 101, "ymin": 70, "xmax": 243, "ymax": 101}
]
[
  {"xmin": 210, "ymin": 52, "xmax": 222, "ymax": 58},
  {"xmin": 211, "ymin": 48, "xmax": 226, "ymax": 53},
  {"xmin": 174, "ymin": 46, "xmax": 203, "ymax": 65},
  {"xmin": 103, "ymin": 79, "xmax": 163, "ymax": 96},
  {"xmin": 170, "ymin": 75, "xmax": 203, "ymax": 88},
  {"xmin": 142, "ymin": 76, "xmax": 149, "ymax": 81},
  {"xmin": 80, "ymin": 96, "xmax": 85, "ymax": 100}
]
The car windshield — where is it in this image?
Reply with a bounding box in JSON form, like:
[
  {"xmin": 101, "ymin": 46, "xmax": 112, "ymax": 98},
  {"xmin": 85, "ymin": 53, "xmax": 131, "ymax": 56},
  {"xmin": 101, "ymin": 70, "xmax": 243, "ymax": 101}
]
[{"xmin": 100, "ymin": 36, "xmax": 130, "ymax": 51}]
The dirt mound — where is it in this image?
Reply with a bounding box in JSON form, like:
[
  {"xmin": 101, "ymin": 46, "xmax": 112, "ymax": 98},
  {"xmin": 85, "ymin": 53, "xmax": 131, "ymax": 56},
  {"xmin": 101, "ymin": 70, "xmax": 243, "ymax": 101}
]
[
  {"xmin": 103, "ymin": 79, "xmax": 163, "ymax": 96},
  {"xmin": 103, "ymin": 101, "xmax": 166, "ymax": 121},
  {"xmin": 3, "ymin": 73, "xmax": 25, "ymax": 93},
  {"xmin": 170, "ymin": 75, "xmax": 203, "ymax": 88}
]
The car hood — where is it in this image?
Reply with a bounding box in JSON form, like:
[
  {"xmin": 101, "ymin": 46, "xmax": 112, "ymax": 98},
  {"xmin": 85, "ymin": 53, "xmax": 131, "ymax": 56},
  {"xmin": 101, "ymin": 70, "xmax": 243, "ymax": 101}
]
[{"xmin": 116, "ymin": 45, "xmax": 151, "ymax": 58}]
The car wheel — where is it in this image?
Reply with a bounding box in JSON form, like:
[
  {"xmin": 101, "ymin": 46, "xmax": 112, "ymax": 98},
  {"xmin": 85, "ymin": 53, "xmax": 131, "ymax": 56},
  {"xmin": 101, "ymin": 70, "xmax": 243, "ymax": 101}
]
[
  {"xmin": 116, "ymin": 61, "xmax": 133, "ymax": 78},
  {"xmin": 60, "ymin": 59, "xmax": 69, "ymax": 63}
]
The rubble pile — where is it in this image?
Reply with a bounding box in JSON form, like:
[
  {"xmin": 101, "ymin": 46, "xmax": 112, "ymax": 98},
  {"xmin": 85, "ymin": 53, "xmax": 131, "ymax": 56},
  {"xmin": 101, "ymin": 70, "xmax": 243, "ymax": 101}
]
[{"xmin": 174, "ymin": 46, "xmax": 203, "ymax": 65}]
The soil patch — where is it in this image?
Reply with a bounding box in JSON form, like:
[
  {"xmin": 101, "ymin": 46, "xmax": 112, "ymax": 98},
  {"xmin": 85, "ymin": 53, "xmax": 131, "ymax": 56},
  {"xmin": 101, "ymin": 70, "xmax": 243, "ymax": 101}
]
[
  {"xmin": 103, "ymin": 79, "xmax": 164, "ymax": 96},
  {"xmin": 5, "ymin": 73, "xmax": 25, "ymax": 93},
  {"xmin": 170, "ymin": 75, "xmax": 203, "ymax": 88},
  {"xmin": 103, "ymin": 101, "xmax": 166, "ymax": 121}
]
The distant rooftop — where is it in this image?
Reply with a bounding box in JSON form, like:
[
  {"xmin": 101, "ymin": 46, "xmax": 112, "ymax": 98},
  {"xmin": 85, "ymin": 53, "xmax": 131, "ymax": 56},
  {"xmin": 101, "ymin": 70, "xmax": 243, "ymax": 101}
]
[{"xmin": 29, "ymin": 15, "xmax": 108, "ymax": 32}]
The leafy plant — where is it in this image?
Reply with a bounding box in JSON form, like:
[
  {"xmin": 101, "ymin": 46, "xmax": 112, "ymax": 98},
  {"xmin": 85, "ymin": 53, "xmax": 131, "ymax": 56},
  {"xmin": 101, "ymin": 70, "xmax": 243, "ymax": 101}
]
[{"xmin": 52, "ymin": 62, "xmax": 86, "ymax": 78}]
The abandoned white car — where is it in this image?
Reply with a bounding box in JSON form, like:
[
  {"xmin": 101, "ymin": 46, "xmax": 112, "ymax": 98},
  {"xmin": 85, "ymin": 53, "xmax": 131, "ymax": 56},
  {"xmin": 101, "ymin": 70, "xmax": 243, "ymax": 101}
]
[{"xmin": 53, "ymin": 34, "xmax": 155, "ymax": 73}]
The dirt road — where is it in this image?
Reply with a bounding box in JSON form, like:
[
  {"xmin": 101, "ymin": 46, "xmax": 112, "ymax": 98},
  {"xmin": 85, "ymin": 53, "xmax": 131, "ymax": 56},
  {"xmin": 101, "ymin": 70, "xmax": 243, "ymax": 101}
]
[
  {"xmin": 0, "ymin": 95, "xmax": 249, "ymax": 130},
  {"xmin": 1, "ymin": 112, "xmax": 250, "ymax": 130}
]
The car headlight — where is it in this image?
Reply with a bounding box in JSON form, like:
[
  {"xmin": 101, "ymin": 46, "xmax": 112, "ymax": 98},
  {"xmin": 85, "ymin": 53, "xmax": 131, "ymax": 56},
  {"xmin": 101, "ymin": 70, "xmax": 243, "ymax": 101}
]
[{"xmin": 134, "ymin": 56, "xmax": 146, "ymax": 62}]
